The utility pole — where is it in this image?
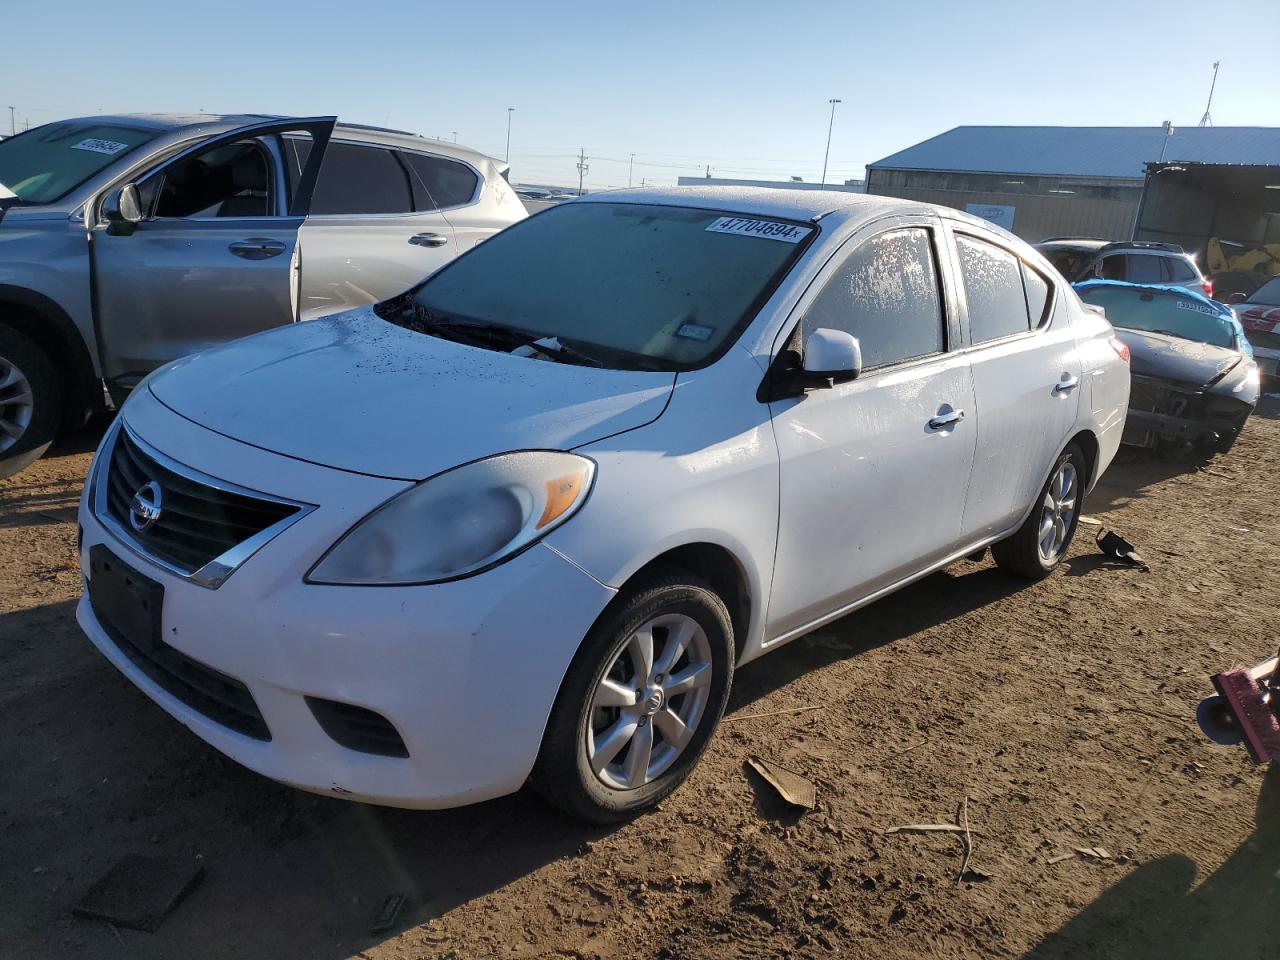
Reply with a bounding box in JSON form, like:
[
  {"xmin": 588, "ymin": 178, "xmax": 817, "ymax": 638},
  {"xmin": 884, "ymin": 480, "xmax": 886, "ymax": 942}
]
[
  {"xmin": 505, "ymin": 107, "xmax": 514, "ymax": 162},
  {"xmin": 820, "ymin": 98, "xmax": 842, "ymax": 190},
  {"xmin": 7, "ymin": 106, "xmax": 14, "ymax": 136},
  {"xmin": 629, "ymin": 153, "xmax": 635, "ymax": 187},
  {"xmin": 1159, "ymin": 120, "xmax": 1176, "ymax": 162},
  {"xmin": 705, "ymin": 164, "xmax": 712, "ymax": 179},
  {"xmin": 576, "ymin": 148, "xmax": 589, "ymax": 195},
  {"xmin": 1199, "ymin": 61, "xmax": 1220, "ymax": 127}
]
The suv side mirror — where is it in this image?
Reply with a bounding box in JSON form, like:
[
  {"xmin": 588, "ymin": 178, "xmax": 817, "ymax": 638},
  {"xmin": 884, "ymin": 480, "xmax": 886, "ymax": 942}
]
[
  {"xmin": 1228, "ymin": 292, "xmax": 1248, "ymax": 305},
  {"xmin": 758, "ymin": 327, "xmax": 862, "ymax": 402},
  {"xmin": 103, "ymin": 183, "xmax": 143, "ymax": 236}
]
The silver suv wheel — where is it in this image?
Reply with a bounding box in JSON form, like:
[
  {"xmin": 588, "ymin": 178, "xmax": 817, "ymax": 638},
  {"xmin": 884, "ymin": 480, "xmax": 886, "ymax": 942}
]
[{"xmin": 0, "ymin": 353, "xmax": 34, "ymax": 453}]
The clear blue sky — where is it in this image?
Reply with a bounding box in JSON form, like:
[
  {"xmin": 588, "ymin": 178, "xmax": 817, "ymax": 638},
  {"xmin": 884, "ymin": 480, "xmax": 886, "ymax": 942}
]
[{"xmin": 3, "ymin": 0, "xmax": 1278, "ymax": 190}]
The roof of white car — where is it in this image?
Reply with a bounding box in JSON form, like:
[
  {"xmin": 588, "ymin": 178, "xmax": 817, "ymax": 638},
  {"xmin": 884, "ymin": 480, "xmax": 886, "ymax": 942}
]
[{"xmin": 574, "ymin": 185, "xmax": 1004, "ymax": 238}]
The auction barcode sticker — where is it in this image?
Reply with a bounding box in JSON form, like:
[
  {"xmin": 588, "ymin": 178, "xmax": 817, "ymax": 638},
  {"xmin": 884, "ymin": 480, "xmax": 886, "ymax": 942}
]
[
  {"xmin": 1175, "ymin": 300, "xmax": 1218, "ymax": 317},
  {"xmin": 705, "ymin": 217, "xmax": 811, "ymax": 243},
  {"xmin": 70, "ymin": 138, "xmax": 130, "ymax": 156}
]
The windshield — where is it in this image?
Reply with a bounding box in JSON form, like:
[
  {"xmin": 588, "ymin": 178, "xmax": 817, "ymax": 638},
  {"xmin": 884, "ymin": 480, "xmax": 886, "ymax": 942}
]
[
  {"xmin": 1079, "ymin": 286, "xmax": 1236, "ymax": 349},
  {"xmin": 1246, "ymin": 276, "xmax": 1280, "ymax": 306},
  {"xmin": 1038, "ymin": 246, "xmax": 1096, "ymax": 280},
  {"xmin": 388, "ymin": 201, "xmax": 814, "ymax": 370},
  {"xmin": 0, "ymin": 121, "xmax": 158, "ymax": 204}
]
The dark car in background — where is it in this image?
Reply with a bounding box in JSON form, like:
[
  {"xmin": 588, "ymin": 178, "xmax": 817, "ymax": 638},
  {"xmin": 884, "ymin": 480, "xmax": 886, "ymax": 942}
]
[
  {"xmin": 1040, "ymin": 239, "xmax": 1211, "ymax": 298},
  {"xmin": 1075, "ymin": 280, "xmax": 1259, "ymax": 457}
]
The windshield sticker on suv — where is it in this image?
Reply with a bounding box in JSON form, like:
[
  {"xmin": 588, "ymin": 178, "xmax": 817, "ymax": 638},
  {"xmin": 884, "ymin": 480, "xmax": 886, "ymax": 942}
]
[
  {"xmin": 705, "ymin": 217, "xmax": 812, "ymax": 244},
  {"xmin": 675, "ymin": 322, "xmax": 715, "ymax": 342},
  {"xmin": 1176, "ymin": 300, "xmax": 1219, "ymax": 317},
  {"xmin": 70, "ymin": 138, "xmax": 131, "ymax": 156}
]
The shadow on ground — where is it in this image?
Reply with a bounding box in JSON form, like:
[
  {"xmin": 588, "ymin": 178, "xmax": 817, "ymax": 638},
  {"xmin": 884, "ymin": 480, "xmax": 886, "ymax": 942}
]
[{"xmin": 1024, "ymin": 766, "xmax": 1280, "ymax": 959}]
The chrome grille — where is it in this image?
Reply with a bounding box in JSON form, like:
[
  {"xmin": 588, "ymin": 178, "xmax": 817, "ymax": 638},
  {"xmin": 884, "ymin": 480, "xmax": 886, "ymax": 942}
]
[{"xmin": 94, "ymin": 423, "xmax": 312, "ymax": 588}]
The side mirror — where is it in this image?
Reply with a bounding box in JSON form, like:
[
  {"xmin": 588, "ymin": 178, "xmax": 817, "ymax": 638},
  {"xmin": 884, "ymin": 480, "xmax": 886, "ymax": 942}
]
[
  {"xmin": 758, "ymin": 327, "xmax": 862, "ymax": 402},
  {"xmin": 102, "ymin": 183, "xmax": 143, "ymax": 236},
  {"xmin": 1228, "ymin": 292, "xmax": 1248, "ymax": 305},
  {"xmin": 803, "ymin": 328, "xmax": 862, "ymax": 381}
]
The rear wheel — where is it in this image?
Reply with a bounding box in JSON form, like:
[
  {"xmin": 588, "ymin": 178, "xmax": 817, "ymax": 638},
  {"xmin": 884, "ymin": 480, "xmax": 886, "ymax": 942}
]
[
  {"xmin": 0, "ymin": 324, "xmax": 60, "ymax": 479},
  {"xmin": 533, "ymin": 573, "xmax": 734, "ymax": 823},
  {"xmin": 992, "ymin": 444, "xmax": 1085, "ymax": 580}
]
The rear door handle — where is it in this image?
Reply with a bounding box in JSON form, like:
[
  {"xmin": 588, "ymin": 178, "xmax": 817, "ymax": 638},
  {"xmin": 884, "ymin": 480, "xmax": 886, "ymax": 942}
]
[
  {"xmin": 1053, "ymin": 375, "xmax": 1080, "ymax": 395},
  {"xmin": 408, "ymin": 232, "xmax": 450, "ymax": 248},
  {"xmin": 927, "ymin": 409, "xmax": 965, "ymax": 431},
  {"xmin": 228, "ymin": 238, "xmax": 286, "ymax": 260}
]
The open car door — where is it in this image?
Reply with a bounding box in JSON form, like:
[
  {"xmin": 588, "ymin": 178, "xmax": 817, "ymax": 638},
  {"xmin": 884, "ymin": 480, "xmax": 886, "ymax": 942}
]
[{"xmin": 89, "ymin": 116, "xmax": 336, "ymax": 388}]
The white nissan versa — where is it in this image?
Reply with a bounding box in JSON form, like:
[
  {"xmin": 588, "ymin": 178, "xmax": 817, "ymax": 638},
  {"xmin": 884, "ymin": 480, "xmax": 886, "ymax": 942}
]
[{"xmin": 76, "ymin": 188, "xmax": 1130, "ymax": 822}]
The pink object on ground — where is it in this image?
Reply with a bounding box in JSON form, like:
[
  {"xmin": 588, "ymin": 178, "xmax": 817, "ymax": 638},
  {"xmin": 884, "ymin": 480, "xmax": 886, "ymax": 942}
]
[{"xmin": 1213, "ymin": 667, "xmax": 1280, "ymax": 764}]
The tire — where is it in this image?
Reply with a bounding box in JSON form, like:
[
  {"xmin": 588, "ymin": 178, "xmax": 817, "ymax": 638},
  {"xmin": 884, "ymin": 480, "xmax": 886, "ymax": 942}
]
[
  {"xmin": 0, "ymin": 324, "xmax": 61, "ymax": 480},
  {"xmin": 992, "ymin": 443, "xmax": 1086, "ymax": 580},
  {"xmin": 532, "ymin": 572, "xmax": 735, "ymax": 823}
]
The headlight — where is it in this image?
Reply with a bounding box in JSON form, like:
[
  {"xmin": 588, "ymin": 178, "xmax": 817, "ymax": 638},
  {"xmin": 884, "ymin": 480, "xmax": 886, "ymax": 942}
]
[{"xmin": 307, "ymin": 451, "xmax": 595, "ymax": 585}]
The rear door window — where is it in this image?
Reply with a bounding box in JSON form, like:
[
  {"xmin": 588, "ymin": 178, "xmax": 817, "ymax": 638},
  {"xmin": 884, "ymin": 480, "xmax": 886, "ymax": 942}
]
[
  {"xmin": 1126, "ymin": 254, "xmax": 1162, "ymax": 283},
  {"xmin": 400, "ymin": 152, "xmax": 479, "ymax": 211},
  {"xmin": 956, "ymin": 235, "xmax": 1031, "ymax": 343},
  {"xmin": 802, "ymin": 227, "xmax": 945, "ymax": 370},
  {"xmin": 301, "ymin": 141, "xmax": 414, "ymax": 216}
]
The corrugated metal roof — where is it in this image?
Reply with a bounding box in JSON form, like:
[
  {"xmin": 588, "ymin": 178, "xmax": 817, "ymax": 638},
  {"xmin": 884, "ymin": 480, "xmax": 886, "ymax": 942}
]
[{"xmin": 869, "ymin": 126, "xmax": 1280, "ymax": 179}]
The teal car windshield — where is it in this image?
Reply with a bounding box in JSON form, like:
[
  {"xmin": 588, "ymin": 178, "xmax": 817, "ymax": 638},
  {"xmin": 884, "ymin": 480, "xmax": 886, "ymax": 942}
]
[
  {"xmin": 0, "ymin": 122, "xmax": 158, "ymax": 204},
  {"xmin": 1078, "ymin": 285, "xmax": 1237, "ymax": 349}
]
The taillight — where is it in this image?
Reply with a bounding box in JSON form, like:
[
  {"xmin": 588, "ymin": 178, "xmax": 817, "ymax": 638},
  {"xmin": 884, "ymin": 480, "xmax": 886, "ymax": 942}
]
[
  {"xmin": 1203, "ymin": 276, "xmax": 1214, "ymax": 299},
  {"xmin": 1109, "ymin": 336, "xmax": 1130, "ymax": 364}
]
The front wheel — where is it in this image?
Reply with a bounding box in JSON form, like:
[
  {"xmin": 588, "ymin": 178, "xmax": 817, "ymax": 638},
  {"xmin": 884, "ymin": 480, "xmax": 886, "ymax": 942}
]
[
  {"xmin": 992, "ymin": 444, "xmax": 1086, "ymax": 580},
  {"xmin": 532, "ymin": 573, "xmax": 735, "ymax": 823},
  {"xmin": 0, "ymin": 324, "xmax": 61, "ymax": 480}
]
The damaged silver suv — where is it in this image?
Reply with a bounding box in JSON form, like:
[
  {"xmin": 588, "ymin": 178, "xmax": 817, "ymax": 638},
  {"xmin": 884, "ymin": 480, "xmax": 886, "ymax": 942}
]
[{"xmin": 0, "ymin": 114, "xmax": 525, "ymax": 478}]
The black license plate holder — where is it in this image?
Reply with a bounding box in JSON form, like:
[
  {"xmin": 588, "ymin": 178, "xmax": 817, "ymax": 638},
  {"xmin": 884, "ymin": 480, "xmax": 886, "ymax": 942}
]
[{"xmin": 89, "ymin": 544, "xmax": 164, "ymax": 652}]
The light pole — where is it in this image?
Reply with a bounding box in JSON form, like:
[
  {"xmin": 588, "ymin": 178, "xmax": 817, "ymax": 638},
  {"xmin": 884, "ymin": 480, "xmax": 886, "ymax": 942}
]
[
  {"xmin": 505, "ymin": 107, "xmax": 514, "ymax": 163},
  {"xmin": 452, "ymin": 130, "xmax": 458, "ymax": 143},
  {"xmin": 820, "ymin": 98, "xmax": 841, "ymax": 190},
  {"xmin": 629, "ymin": 153, "xmax": 635, "ymax": 188}
]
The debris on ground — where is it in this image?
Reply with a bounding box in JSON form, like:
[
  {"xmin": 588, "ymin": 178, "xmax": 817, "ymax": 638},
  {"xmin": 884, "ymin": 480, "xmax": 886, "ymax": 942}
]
[
  {"xmin": 745, "ymin": 756, "xmax": 816, "ymax": 810},
  {"xmin": 368, "ymin": 893, "xmax": 407, "ymax": 935},
  {"xmin": 1096, "ymin": 528, "xmax": 1150, "ymax": 571},
  {"xmin": 71, "ymin": 854, "xmax": 204, "ymax": 933},
  {"xmin": 1073, "ymin": 846, "xmax": 1112, "ymax": 860}
]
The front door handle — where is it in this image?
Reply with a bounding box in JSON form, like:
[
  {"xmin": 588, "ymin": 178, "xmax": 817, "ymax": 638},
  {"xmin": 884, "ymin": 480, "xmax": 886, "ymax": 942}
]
[
  {"xmin": 927, "ymin": 409, "xmax": 965, "ymax": 431},
  {"xmin": 228, "ymin": 238, "xmax": 286, "ymax": 260},
  {"xmin": 408, "ymin": 232, "xmax": 450, "ymax": 248},
  {"xmin": 1053, "ymin": 375, "xmax": 1080, "ymax": 395}
]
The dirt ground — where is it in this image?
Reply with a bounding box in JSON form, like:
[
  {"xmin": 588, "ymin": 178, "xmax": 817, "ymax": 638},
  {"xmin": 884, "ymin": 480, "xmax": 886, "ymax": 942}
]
[{"xmin": 2, "ymin": 401, "xmax": 1278, "ymax": 960}]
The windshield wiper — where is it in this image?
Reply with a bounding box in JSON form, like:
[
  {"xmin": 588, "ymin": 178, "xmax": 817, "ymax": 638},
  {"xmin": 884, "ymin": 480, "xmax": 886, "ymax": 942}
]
[{"xmin": 388, "ymin": 300, "xmax": 606, "ymax": 367}]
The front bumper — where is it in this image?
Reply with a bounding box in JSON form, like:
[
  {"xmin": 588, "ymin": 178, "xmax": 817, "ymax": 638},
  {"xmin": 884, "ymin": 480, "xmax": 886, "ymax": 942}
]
[
  {"xmin": 77, "ymin": 396, "xmax": 616, "ymax": 809},
  {"xmin": 1122, "ymin": 374, "xmax": 1253, "ymax": 450}
]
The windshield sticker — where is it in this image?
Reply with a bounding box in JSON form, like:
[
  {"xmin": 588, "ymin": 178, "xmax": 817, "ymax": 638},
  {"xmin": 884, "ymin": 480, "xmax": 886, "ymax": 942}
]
[
  {"xmin": 675, "ymin": 322, "xmax": 715, "ymax": 342},
  {"xmin": 705, "ymin": 216, "xmax": 811, "ymax": 244},
  {"xmin": 1176, "ymin": 300, "xmax": 1219, "ymax": 317},
  {"xmin": 70, "ymin": 138, "xmax": 130, "ymax": 156}
]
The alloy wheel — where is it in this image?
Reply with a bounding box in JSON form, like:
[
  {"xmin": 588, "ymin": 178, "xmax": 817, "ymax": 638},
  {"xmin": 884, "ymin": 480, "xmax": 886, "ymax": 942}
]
[
  {"xmin": 0, "ymin": 354, "xmax": 34, "ymax": 453},
  {"xmin": 586, "ymin": 613, "xmax": 714, "ymax": 790},
  {"xmin": 1037, "ymin": 460, "xmax": 1078, "ymax": 563}
]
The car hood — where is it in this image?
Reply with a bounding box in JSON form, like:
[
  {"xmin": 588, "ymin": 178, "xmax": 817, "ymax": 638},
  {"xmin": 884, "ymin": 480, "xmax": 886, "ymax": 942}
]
[
  {"xmin": 149, "ymin": 307, "xmax": 676, "ymax": 480},
  {"xmin": 1114, "ymin": 328, "xmax": 1241, "ymax": 386}
]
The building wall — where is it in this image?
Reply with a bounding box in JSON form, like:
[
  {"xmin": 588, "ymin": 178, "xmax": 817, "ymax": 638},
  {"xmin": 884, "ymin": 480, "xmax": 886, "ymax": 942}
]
[{"xmin": 866, "ymin": 168, "xmax": 1142, "ymax": 242}]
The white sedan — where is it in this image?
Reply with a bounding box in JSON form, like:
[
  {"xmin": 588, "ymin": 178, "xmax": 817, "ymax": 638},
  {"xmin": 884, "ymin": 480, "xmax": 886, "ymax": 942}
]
[{"xmin": 76, "ymin": 187, "xmax": 1130, "ymax": 822}]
